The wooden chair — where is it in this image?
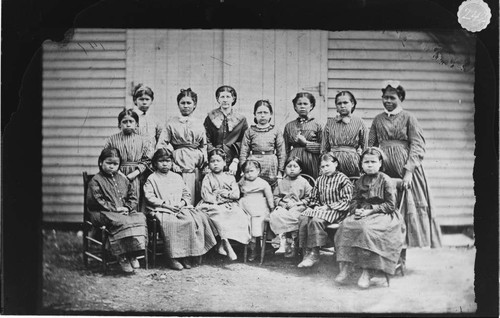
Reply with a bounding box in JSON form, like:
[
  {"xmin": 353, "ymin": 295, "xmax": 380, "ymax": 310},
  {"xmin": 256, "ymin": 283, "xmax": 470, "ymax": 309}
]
[
  {"xmin": 82, "ymin": 172, "xmax": 148, "ymax": 272},
  {"xmin": 259, "ymin": 174, "xmax": 316, "ymax": 265}
]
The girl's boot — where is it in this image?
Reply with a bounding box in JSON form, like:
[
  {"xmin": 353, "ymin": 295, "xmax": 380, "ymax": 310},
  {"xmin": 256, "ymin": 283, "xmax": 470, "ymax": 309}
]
[
  {"xmin": 358, "ymin": 269, "xmax": 371, "ymax": 289},
  {"xmin": 223, "ymin": 239, "xmax": 237, "ymax": 261},
  {"xmin": 297, "ymin": 247, "xmax": 311, "ymax": 267},
  {"xmin": 248, "ymin": 239, "xmax": 257, "ymax": 262},
  {"xmin": 334, "ymin": 262, "xmax": 350, "ymax": 284},
  {"xmin": 275, "ymin": 233, "xmax": 287, "ymax": 254}
]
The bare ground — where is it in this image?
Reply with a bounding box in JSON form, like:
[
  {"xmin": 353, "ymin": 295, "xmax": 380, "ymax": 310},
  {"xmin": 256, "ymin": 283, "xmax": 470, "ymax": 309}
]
[{"xmin": 42, "ymin": 230, "xmax": 476, "ymax": 314}]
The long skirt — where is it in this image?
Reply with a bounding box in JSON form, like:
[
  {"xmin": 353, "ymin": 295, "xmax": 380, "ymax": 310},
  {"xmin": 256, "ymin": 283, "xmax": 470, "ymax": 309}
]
[
  {"xmin": 239, "ymin": 193, "xmax": 271, "ymax": 237},
  {"xmin": 247, "ymin": 154, "xmax": 278, "ymax": 187},
  {"xmin": 329, "ymin": 147, "xmax": 360, "ymax": 178},
  {"xmin": 155, "ymin": 207, "xmax": 218, "ymax": 258},
  {"xmin": 197, "ymin": 202, "xmax": 251, "ymax": 244},
  {"xmin": 270, "ymin": 205, "xmax": 306, "ymax": 234},
  {"xmin": 334, "ymin": 213, "xmax": 406, "ymax": 274},
  {"xmin": 298, "ymin": 215, "xmax": 330, "ymax": 248},
  {"xmin": 181, "ymin": 169, "xmax": 201, "ymax": 206},
  {"xmin": 89, "ymin": 211, "xmax": 147, "ymax": 257},
  {"xmin": 288, "ymin": 147, "xmax": 320, "ymax": 179}
]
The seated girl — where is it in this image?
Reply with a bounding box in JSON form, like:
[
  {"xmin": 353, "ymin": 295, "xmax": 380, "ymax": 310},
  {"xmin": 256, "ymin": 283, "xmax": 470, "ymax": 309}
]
[
  {"xmin": 270, "ymin": 157, "xmax": 312, "ymax": 258},
  {"xmin": 239, "ymin": 160, "xmax": 275, "ymax": 262},
  {"xmin": 86, "ymin": 147, "xmax": 148, "ymax": 274},
  {"xmin": 197, "ymin": 149, "xmax": 251, "ymax": 261},
  {"xmin": 298, "ymin": 153, "xmax": 353, "ymax": 268},
  {"xmin": 334, "ymin": 147, "xmax": 406, "ymax": 288},
  {"xmin": 143, "ymin": 148, "xmax": 218, "ymax": 270}
]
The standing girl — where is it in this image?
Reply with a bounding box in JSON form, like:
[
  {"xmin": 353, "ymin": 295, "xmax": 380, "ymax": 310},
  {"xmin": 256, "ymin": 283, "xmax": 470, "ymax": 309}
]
[
  {"xmin": 239, "ymin": 100, "xmax": 286, "ymax": 187},
  {"xmin": 86, "ymin": 147, "xmax": 148, "ymax": 274},
  {"xmin": 204, "ymin": 85, "xmax": 248, "ymax": 177},
  {"xmin": 104, "ymin": 109, "xmax": 154, "ymax": 202},
  {"xmin": 157, "ymin": 88, "xmax": 206, "ymax": 205},
  {"xmin": 283, "ymin": 92, "xmax": 323, "ymax": 179},
  {"xmin": 143, "ymin": 148, "xmax": 218, "ymax": 270},
  {"xmin": 132, "ymin": 84, "xmax": 162, "ymax": 147},
  {"xmin": 321, "ymin": 91, "xmax": 368, "ymax": 178},
  {"xmin": 334, "ymin": 147, "xmax": 406, "ymax": 288},
  {"xmin": 298, "ymin": 153, "xmax": 353, "ymax": 268},
  {"xmin": 238, "ymin": 160, "xmax": 275, "ymax": 262},
  {"xmin": 197, "ymin": 149, "xmax": 252, "ymax": 261},
  {"xmin": 270, "ymin": 157, "xmax": 313, "ymax": 257}
]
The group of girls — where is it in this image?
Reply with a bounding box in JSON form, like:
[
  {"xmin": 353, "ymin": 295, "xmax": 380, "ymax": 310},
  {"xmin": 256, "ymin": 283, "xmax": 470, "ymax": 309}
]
[{"xmin": 86, "ymin": 81, "xmax": 441, "ymax": 289}]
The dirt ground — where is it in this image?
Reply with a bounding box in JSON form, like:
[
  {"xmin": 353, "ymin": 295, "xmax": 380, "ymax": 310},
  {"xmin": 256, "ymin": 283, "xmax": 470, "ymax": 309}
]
[{"xmin": 42, "ymin": 230, "xmax": 476, "ymax": 314}]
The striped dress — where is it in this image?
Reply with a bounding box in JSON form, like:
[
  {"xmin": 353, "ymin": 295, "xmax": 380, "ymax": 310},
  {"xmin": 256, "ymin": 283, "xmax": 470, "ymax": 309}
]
[
  {"xmin": 369, "ymin": 110, "xmax": 441, "ymax": 248},
  {"xmin": 240, "ymin": 125, "xmax": 286, "ymax": 186},
  {"xmin": 104, "ymin": 131, "xmax": 154, "ymax": 201},
  {"xmin": 156, "ymin": 115, "xmax": 207, "ymax": 205},
  {"xmin": 321, "ymin": 115, "xmax": 368, "ymax": 177},
  {"xmin": 143, "ymin": 171, "xmax": 218, "ymax": 258},
  {"xmin": 133, "ymin": 107, "xmax": 162, "ymax": 147},
  {"xmin": 301, "ymin": 171, "xmax": 353, "ymax": 224},
  {"xmin": 283, "ymin": 117, "xmax": 322, "ymax": 179}
]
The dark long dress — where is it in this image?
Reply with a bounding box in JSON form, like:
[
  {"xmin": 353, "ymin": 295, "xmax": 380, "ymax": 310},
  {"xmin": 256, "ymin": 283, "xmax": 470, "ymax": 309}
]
[
  {"xmin": 204, "ymin": 108, "xmax": 248, "ymax": 169},
  {"xmin": 369, "ymin": 110, "xmax": 442, "ymax": 248},
  {"xmin": 283, "ymin": 117, "xmax": 322, "ymax": 179},
  {"xmin": 86, "ymin": 172, "xmax": 147, "ymax": 257},
  {"xmin": 321, "ymin": 115, "xmax": 367, "ymax": 177},
  {"xmin": 334, "ymin": 172, "xmax": 406, "ymax": 275}
]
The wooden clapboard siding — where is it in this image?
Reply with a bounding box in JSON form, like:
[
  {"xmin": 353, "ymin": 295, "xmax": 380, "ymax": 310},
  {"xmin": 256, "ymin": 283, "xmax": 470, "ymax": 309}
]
[
  {"xmin": 42, "ymin": 29, "xmax": 127, "ymax": 223},
  {"xmin": 328, "ymin": 31, "xmax": 476, "ymax": 226}
]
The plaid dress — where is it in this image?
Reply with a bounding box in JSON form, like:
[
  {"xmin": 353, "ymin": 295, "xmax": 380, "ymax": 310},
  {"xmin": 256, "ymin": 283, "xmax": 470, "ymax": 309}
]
[
  {"xmin": 301, "ymin": 171, "xmax": 353, "ymax": 224},
  {"xmin": 86, "ymin": 172, "xmax": 147, "ymax": 257},
  {"xmin": 321, "ymin": 115, "xmax": 368, "ymax": 177},
  {"xmin": 143, "ymin": 171, "xmax": 218, "ymax": 258},
  {"xmin": 240, "ymin": 125, "xmax": 286, "ymax": 186}
]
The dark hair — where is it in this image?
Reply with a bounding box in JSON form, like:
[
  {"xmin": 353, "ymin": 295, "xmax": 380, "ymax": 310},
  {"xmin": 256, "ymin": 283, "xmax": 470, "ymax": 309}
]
[
  {"xmin": 381, "ymin": 85, "xmax": 406, "ymax": 102},
  {"xmin": 253, "ymin": 100, "xmax": 273, "ymax": 124},
  {"xmin": 98, "ymin": 147, "xmax": 122, "ymax": 172},
  {"xmin": 118, "ymin": 108, "xmax": 139, "ymax": 128},
  {"xmin": 177, "ymin": 88, "xmax": 198, "ymax": 105},
  {"xmin": 152, "ymin": 148, "xmax": 173, "ymax": 169},
  {"xmin": 292, "ymin": 92, "xmax": 316, "ymax": 110},
  {"xmin": 215, "ymin": 85, "xmax": 237, "ymax": 106},
  {"xmin": 132, "ymin": 83, "xmax": 154, "ymax": 101},
  {"xmin": 285, "ymin": 156, "xmax": 304, "ymax": 171},
  {"xmin": 335, "ymin": 91, "xmax": 357, "ymax": 113},
  {"xmin": 320, "ymin": 153, "xmax": 339, "ymax": 165},
  {"xmin": 241, "ymin": 159, "xmax": 261, "ymax": 173},
  {"xmin": 208, "ymin": 148, "xmax": 227, "ymax": 162},
  {"xmin": 359, "ymin": 147, "xmax": 385, "ymax": 172}
]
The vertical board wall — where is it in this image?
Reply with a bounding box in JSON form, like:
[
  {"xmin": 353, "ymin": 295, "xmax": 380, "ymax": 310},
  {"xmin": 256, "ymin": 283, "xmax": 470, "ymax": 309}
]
[
  {"xmin": 328, "ymin": 31, "xmax": 475, "ymax": 226},
  {"xmin": 43, "ymin": 29, "xmax": 127, "ymax": 223}
]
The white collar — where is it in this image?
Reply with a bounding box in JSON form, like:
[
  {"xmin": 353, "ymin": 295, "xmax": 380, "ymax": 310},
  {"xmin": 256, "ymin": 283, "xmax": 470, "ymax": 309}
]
[{"xmin": 385, "ymin": 106, "xmax": 403, "ymax": 117}]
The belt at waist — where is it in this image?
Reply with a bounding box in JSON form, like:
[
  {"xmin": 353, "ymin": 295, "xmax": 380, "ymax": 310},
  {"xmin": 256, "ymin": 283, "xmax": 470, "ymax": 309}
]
[
  {"xmin": 330, "ymin": 146, "xmax": 357, "ymax": 153},
  {"xmin": 250, "ymin": 150, "xmax": 275, "ymax": 155},
  {"xmin": 173, "ymin": 144, "xmax": 198, "ymax": 150},
  {"xmin": 121, "ymin": 162, "xmax": 139, "ymax": 167},
  {"xmin": 380, "ymin": 140, "xmax": 409, "ymax": 147}
]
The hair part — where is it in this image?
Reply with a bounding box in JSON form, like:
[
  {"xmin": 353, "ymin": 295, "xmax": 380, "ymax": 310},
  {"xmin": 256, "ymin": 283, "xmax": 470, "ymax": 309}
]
[
  {"xmin": 177, "ymin": 88, "xmax": 198, "ymax": 105},
  {"xmin": 381, "ymin": 85, "xmax": 406, "ymax": 102},
  {"xmin": 215, "ymin": 85, "xmax": 237, "ymax": 106},
  {"xmin": 132, "ymin": 83, "xmax": 154, "ymax": 101},
  {"xmin": 118, "ymin": 108, "xmax": 139, "ymax": 128},
  {"xmin": 152, "ymin": 148, "xmax": 173, "ymax": 169},
  {"xmin": 335, "ymin": 91, "xmax": 357, "ymax": 113},
  {"xmin": 208, "ymin": 148, "xmax": 227, "ymax": 162},
  {"xmin": 253, "ymin": 100, "xmax": 273, "ymax": 124},
  {"xmin": 292, "ymin": 92, "xmax": 316, "ymax": 110},
  {"xmin": 285, "ymin": 156, "xmax": 304, "ymax": 171},
  {"xmin": 98, "ymin": 147, "xmax": 122, "ymax": 172},
  {"xmin": 241, "ymin": 159, "xmax": 261, "ymax": 173},
  {"xmin": 359, "ymin": 147, "xmax": 385, "ymax": 172}
]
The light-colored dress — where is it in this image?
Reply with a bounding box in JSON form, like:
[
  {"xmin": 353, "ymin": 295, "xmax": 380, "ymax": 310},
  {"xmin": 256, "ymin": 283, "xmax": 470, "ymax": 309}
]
[
  {"xmin": 197, "ymin": 172, "xmax": 251, "ymax": 244},
  {"xmin": 104, "ymin": 131, "xmax": 154, "ymax": 200},
  {"xmin": 283, "ymin": 117, "xmax": 322, "ymax": 179},
  {"xmin": 240, "ymin": 125, "xmax": 286, "ymax": 186},
  {"xmin": 239, "ymin": 177, "xmax": 274, "ymax": 237},
  {"xmin": 270, "ymin": 176, "xmax": 312, "ymax": 234},
  {"xmin": 334, "ymin": 172, "xmax": 406, "ymax": 274},
  {"xmin": 86, "ymin": 172, "xmax": 147, "ymax": 257},
  {"xmin": 143, "ymin": 171, "xmax": 218, "ymax": 258},
  {"xmin": 133, "ymin": 107, "xmax": 163, "ymax": 147},
  {"xmin": 157, "ymin": 115, "xmax": 206, "ymax": 205},
  {"xmin": 369, "ymin": 110, "xmax": 442, "ymax": 247},
  {"xmin": 321, "ymin": 115, "xmax": 367, "ymax": 177}
]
